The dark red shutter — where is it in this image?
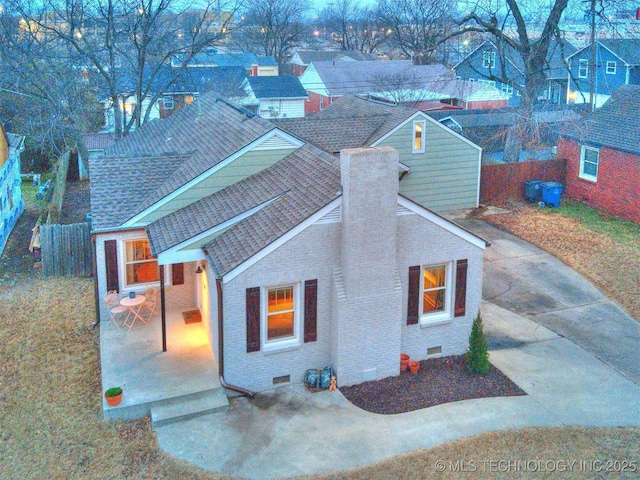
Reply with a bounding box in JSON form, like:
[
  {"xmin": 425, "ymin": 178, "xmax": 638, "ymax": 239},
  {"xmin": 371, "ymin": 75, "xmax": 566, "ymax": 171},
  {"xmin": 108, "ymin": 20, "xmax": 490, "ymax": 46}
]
[
  {"xmin": 104, "ymin": 240, "xmax": 119, "ymax": 292},
  {"xmin": 171, "ymin": 263, "xmax": 184, "ymax": 285},
  {"xmin": 304, "ymin": 279, "xmax": 318, "ymax": 343},
  {"xmin": 455, "ymin": 259, "xmax": 468, "ymax": 317},
  {"xmin": 407, "ymin": 266, "xmax": 420, "ymax": 325},
  {"xmin": 246, "ymin": 287, "xmax": 261, "ymax": 352}
]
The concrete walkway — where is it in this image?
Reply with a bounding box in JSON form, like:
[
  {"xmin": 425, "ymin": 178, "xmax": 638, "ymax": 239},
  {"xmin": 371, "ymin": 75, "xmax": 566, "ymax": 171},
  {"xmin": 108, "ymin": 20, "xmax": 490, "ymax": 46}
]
[{"xmin": 155, "ymin": 217, "xmax": 640, "ymax": 479}]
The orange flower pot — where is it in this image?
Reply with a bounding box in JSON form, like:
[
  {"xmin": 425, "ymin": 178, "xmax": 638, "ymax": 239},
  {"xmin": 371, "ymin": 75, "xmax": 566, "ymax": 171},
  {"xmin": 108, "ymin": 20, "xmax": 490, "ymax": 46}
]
[
  {"xmin": 400, "ymin": 353, "xmax": 410, "ymax": 372},
  {"xmin": 408, "ymin": 361, "xmax": 420, "ymax": 374},
  {"xmin": 105, "ymin": 392, "xmax": 122, "ymax": 407}
]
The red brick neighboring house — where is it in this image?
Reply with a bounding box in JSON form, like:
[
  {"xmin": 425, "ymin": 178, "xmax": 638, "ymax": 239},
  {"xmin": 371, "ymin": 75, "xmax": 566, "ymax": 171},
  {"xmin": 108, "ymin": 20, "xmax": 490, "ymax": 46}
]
[{"xmin": 557, "ymin": 85, "xmax": 640, "ymax": 223}]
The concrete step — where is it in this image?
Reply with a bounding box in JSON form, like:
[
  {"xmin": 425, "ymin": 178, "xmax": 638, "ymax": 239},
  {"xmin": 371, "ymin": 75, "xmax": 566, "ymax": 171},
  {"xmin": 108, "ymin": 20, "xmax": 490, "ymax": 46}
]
[{"xmin": 151, "ymin": 388, "xmax": 229, "ymax": 427}]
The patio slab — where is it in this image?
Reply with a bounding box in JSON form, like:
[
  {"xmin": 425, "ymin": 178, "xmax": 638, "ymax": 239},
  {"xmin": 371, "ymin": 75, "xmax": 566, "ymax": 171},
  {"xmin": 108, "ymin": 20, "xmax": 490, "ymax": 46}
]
[{"xmin": 100, "ymin": 307, "xmax": 220, "ymax": 419}]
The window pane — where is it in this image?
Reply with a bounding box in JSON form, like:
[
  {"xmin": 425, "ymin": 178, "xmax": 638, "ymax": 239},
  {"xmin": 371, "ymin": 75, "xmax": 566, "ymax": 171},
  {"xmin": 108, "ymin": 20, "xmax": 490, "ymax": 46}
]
[
  {"xmin": 414, "ymin": 123, "xmax": 423, "ymax": 151},
  {"xmin": 268, "ymin": 312, "xmax": 294, "ymax": 340},
  {"xmin": 423, "ymin": 290, "xmax": 445, "ymax": 313},
  {"xmin": 268, "ymin": 287, "xmax": 293, "ymax": 313},
  {"xmin": 127, "ymin": 262, "xmax": 160, "ymax": 284},
  {"xmin": 424, "ymin": 266, "xmax": 445, "ymax": 289}
]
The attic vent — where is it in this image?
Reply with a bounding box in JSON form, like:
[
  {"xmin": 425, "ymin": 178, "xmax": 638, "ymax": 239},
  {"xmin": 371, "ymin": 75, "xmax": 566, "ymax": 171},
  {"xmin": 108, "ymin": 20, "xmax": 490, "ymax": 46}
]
[
  {"xmin": 427, "ymin": 346, "xmax": 442, "ymax": 356},
  {"xmin": 397, "ymin": 204, "xmax": 415, "ymax": 216},
  {"xmin": 255, "ymin": 133, "xmax": 297, "ymax": 151},
  {"xmin": 316, "ymin": 205, "xmax": 341, "ymax": 224}
]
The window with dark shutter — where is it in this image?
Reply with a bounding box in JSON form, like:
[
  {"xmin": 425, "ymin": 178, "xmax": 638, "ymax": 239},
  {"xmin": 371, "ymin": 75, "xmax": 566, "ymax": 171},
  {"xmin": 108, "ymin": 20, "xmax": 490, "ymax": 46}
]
[
  {"xmin": 105, "ymin": 240, "xmax": 119, "ymax": 292},
  {"xmin": 246, "ymin": 287, "xmax": 261, "ymax": 352},
  {"xmin": 304, "ymin": 279, "xmax": 317, "ymax": 342},
  {"xmin": 455, "ymin": 259, "xmax": 468, "ymax": 317},
  {"xmin": 407, "ymin": 265, "xmax": 420, "ymax": 324},
  {"xmin": 171, "ymin": 263, "xmax": 184, "ymax": 285}
]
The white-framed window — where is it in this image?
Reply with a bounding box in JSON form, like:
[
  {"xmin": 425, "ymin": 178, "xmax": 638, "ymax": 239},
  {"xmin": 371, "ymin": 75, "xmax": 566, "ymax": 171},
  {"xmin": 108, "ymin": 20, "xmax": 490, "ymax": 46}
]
[
  {"xmin": 420, "ymin": 262, "xmax": 453, "ymax": 324},
  {"xmin": 162, "ymin": 96, "xmax": 174, "ymax": 110},
  {"xmin": 263, "ymin": 283, "xmax": 301, "ymax": 351},
  {"xmin": 606, "ymin": 61, "xmax": 616, "ymax": 75},
  {"xmin": 412, "ymin": 120, "xmax": 426, "ymax": 153},
  {"xmin": 502, "ymin": 84, "xmax": 514, "ymax": 94},
  {"xmin": 578, "ymin": 59, "xmax": 589, "ymax": 78},
  {"xmin": 580, "ymin": 145, "xmax": 599, "ymax": 182},
  {"xmin": 482, "ymin": 50, "xmax": 496, "ymax": 68},
  {"xmin": 468, "ymin": 77, "xmax": 475, "ymax": 82},
  {"xmin": 478, "ymin": 79, "xmax": 496, "ymax": 87},
  {"xmin": 123, "ymin": 238, "xmax": 160, "ymax": 288}
]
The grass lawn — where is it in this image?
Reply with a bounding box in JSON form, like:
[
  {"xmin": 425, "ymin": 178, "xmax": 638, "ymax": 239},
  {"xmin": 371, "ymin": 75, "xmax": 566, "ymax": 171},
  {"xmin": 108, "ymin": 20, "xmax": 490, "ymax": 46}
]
[{"xmin": 482, "ymin": 198, "xmax": 640, "ymax": 322}]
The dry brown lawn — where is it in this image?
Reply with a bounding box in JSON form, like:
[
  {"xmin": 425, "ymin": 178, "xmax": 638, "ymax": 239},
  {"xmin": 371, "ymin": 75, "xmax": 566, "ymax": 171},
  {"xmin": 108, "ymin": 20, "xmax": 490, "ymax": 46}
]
[
  {"xmin": 1, "ymin": 277, "xmax": 639, "ymax": 479},
  {"xmin": 481, "ymin": 201, "xmax": 639, "ymax": 321}
]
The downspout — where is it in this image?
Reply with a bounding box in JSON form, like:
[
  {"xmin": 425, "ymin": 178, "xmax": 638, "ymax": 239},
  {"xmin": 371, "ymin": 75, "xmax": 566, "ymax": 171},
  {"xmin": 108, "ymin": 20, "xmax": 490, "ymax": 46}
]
[
  {"xmin": 204, "ymin": 249, "xmax": 255, "ymax": 398},
  {"xmin": 90, "ymin": 234, "xmax": 100, "ymax": 329}
]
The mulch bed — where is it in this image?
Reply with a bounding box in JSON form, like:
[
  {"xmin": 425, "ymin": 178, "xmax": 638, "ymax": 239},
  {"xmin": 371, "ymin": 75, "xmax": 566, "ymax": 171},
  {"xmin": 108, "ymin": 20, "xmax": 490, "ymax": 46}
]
[{"xmin": 339, "ymin": 355, "xmax": 526, "ymax": 414}]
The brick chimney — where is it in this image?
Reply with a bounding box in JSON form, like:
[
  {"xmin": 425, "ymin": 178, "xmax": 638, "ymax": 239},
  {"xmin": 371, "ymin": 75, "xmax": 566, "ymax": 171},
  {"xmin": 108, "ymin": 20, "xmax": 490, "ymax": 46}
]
[{"xmin": 332, "ymin": 147, "xmax": 403, "ymax": 386}]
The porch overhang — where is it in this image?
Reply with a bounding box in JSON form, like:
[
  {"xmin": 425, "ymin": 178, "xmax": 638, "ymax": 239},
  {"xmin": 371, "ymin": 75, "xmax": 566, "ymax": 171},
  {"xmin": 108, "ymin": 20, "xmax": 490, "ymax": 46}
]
[{"xmin": 157, "ymin": 249, "xmax": 206, "ymax": 266}]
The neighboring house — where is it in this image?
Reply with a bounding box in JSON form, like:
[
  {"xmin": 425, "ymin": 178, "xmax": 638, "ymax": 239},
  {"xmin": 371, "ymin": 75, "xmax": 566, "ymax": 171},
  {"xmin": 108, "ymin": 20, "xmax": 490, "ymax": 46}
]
[
  {"xmin": 176, "ymin": 50, "xmax": 279, "ymax": 76},
  {"xmin": 428, "ymin": 106, "xmax": 583, "ymax": 162},
  {"xmin": 454, "ymin": 39, "xmax": 576, "ymax": 106},
  {"xmin": 288, "ymin": 50, "xmax": 378, "ymax": 76},
  {"xmin": 275, "ymin": 94, "xmax": 483, "ymax": 212},
  {"xmin": 103, "ymin": 65, "xmax": 249, "ymax": 131},
  {"xmin": 78, "ymin": 133, "xmax": 118, "ymax": 180},
  {"xmin": 557, "ymin": 85, "xmax": 640, "ymax": 222},
  {"xmin": 241, "ymin": 76, "xmax": 307, "ymax": 119},
  {"xmin": 91, "ymin": 93, "xmax": 487, "ymax": 402},
  {"xmin": 0, "ymin": 125, "xmax": 25, "ymax": 257},
  {"xmin": 299, "ymin": 60, "xmax": 506, "ymax": 114},
  {"xmin": 566, "ymin": 39, "xmax": 640, "ymax": 108}
]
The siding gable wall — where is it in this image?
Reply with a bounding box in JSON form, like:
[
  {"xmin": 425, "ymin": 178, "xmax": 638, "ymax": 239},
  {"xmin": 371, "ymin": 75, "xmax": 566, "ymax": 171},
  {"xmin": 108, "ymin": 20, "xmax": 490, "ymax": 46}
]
[{"xmin": 375, "ymin": 120, "xmax": 481, "ymax": 211}]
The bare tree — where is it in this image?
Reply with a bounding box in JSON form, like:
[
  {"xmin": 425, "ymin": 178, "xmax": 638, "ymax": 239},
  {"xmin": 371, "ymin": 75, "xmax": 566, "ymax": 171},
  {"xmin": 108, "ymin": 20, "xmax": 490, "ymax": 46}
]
[
  {"xmin": 377, "ymin": 0, "xmax": 456, "ymax": 64},
  {"xmin": 456, "ymin": 0, "xmax": 570, "ymax": 162},
  {"xmin": 233, "ymin": 0, "xmax": 309, "ymax": 68},
  {"xmin": 318, "ymin": 0, "xmax": 387, "ymax": 54},
  {"xmin": 7, "ymin": 0, "xmax": 238, "ymax": 137}
]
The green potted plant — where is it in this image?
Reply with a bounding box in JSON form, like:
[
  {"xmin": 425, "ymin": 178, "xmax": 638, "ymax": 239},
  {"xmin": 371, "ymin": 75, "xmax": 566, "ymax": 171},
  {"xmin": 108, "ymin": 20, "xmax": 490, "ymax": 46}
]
[{"xmin": 104, "ymin": 387, "xmax": 123, "ymax": 406}]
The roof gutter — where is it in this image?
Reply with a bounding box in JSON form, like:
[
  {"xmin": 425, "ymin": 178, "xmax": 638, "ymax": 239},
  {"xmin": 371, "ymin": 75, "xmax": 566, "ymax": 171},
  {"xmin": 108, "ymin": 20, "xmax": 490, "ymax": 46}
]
[{"xmin": 204, "ymin": 249, "xmax": 256, "ymax": 399}]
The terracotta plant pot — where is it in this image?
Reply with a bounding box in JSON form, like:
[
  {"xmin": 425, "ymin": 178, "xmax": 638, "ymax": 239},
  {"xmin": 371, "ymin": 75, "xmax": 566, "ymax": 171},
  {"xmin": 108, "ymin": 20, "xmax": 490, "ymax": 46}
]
[
  {"xmin": 408, "ymin": 361, "xmax": 420, "ymax": 374},
  {"xmin": 400, "ymin": 353, "xmax": 410, "ymax": 372},
  {"xmin": 105, "ymin": 392, "xmax": 123, "ymax": 407}
]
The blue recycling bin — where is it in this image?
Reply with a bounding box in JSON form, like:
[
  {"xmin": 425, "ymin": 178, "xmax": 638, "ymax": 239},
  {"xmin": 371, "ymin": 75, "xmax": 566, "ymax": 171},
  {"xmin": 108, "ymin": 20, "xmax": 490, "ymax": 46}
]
[{"xmin": 541, "ymin": 182, "xmax": 564, "ymax": 207}]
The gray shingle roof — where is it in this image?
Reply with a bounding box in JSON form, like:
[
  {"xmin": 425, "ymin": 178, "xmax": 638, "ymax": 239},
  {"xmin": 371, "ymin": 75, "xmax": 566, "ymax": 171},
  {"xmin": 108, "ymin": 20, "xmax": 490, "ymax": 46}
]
[
  {"xmin": 294, "ymin": 50, "xmax": 378, "ymax": 64},
  {"xmin": 570, "ymin": 39, "xmax": 640, "ymax": 65},
  {"xmin": 561, "ymin": 85, "xmax": 640, "ymax": 155},
  {"xmin": 147, "ymin": 144, "xmax": 340, "ymax": 275},
  {"xmin": 97, "ymin": 95, "xmax": 277, "ymax": 221},
  {"xmin": 90, "ymin": 152, "xmax": 192, "ymax": 230},
  {"xmin": 275, "ymin": 95, "xmax": 417, "ymax": 153},
  {"xmin": 306, "ymin": 61, "xmax": 452, "ymax": 96},
  {"xmin": 247, "ymin": 76, "xmax": 307, "ymax": 99}
]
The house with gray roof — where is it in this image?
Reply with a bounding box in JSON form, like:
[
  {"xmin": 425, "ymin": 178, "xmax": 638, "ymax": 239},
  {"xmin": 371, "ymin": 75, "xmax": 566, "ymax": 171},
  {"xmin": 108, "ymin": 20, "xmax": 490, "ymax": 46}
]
[
  {"xmin": 558, "ymin": 85, "xmax": 640, "ymax": 222},
  {"xmin": 288, "ymin": 50, "xmax": 378, "ymax": 76},
  {"xmin": 241, "ymin": 76, "xmax": 307, "ymax": 119},
  {"xmin": 299, "ymin": 60, "xmax": 508, "ymax": 114},
  {"xmin": 275, "ymin": 95, "xmax": 483, "ymax": 212},
  {"xmin": 91, "ymin": 92, "xmax": 487, "ymax": 418}
]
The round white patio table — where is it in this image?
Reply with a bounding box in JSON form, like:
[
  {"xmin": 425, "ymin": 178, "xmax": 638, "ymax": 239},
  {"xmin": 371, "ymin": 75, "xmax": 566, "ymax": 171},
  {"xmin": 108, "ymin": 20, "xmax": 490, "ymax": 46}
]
[{"xmin": 120, "ymin": 294, "xmax": 147, "ymax": 330}]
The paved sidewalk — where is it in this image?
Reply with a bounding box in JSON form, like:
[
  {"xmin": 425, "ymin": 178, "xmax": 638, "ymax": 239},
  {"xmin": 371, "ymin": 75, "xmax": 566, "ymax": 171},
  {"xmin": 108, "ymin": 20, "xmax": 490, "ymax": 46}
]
[{"xmin": 155, "ymin": 216, "xmax": 640, "ymax": 479}]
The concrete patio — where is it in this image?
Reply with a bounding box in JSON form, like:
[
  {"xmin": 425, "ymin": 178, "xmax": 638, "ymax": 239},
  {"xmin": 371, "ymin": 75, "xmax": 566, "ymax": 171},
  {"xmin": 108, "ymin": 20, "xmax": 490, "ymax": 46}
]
[{"xmin": 100, "ymin": 306, "xmax": 226, "ymax": 420}]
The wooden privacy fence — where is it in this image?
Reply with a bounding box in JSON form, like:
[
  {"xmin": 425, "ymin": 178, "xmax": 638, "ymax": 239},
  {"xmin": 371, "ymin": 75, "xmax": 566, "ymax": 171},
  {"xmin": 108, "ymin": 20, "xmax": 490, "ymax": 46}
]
[
  {"xmin": 480, "ymin": 159, "xmax": 567, "ymax": 205},
  {"xmin": 40, "ymin": 222, "xmax": 93, "ymax": 277}
]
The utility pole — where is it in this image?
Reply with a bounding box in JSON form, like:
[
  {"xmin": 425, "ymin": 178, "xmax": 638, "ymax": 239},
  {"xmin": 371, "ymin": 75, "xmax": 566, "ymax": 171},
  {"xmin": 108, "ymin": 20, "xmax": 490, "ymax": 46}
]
[{"xmin": 589, "ymin": 0, "xmax": 596, "ymax": 111}]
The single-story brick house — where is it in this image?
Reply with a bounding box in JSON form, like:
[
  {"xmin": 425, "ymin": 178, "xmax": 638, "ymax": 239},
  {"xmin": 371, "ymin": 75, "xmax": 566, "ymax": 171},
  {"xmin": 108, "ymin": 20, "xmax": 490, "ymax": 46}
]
[
  {"xmin": 91, "ymin": 94, "xmax": 487, "ymax": 396},
  {"xmin": 557, "ymin": 85, "xmax": 640, "ymax": 223}
]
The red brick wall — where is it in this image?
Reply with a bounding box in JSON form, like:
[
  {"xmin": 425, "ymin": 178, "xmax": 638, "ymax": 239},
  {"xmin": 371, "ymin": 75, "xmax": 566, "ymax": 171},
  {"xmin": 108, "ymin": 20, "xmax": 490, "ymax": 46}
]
[
  {"xmin": 305, "ymin": 93, "xmax": 338, "ymax": 115},
  {"xmin": 465, "ymin": 100, "xmax": 509, "ymax": 110},
  {"xmin": 558, "ymin": 137, "xmax": 640, "ymax": 223},
  {"xmin": 480, "ymin": 159, "xmax": 567, "ymax": 204}
]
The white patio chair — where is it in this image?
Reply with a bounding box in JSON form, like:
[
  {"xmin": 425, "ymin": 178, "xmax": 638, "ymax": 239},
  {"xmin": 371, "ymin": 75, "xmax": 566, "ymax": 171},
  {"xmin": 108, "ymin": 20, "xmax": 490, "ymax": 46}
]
[
  {"xmin": 103, "ymin": 290, "xmax": 128, "ymax": 329},
  {"xmin": 140, "ymin": 286, "xmax": 158, "ymax": 321}
]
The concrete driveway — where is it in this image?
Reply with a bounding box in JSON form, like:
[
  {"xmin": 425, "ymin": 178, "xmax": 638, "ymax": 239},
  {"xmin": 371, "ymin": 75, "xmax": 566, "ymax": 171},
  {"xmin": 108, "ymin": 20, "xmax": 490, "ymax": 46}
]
[{"xmin": 155, "ymin": 217, "xmax": 640, "ymax": 479}]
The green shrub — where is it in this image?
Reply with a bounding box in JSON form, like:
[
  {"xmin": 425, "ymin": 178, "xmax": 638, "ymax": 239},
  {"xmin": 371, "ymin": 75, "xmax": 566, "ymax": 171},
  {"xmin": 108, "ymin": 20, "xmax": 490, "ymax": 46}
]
[
  {"xmin": 105, "ymin": 387, "xmax": 122, "ymax": 397},
  {"xmin": 467, "ymin": 311, "xmax": 490, "ymax": 374}
]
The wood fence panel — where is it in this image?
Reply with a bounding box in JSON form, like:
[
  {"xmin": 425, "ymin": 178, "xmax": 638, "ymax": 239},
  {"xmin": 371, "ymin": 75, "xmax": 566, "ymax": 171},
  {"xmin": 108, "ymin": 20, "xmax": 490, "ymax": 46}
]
[
  {"xmin": 41, "ymin": 222, "xmax": 93, "ymax": 278},
  {"xmin": 480, "ymin": 159, "xmax": 567, "ymax": 205}
]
